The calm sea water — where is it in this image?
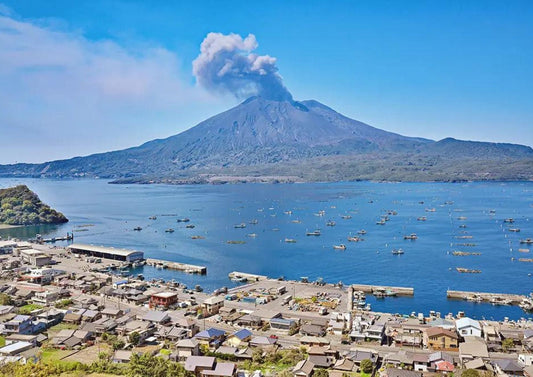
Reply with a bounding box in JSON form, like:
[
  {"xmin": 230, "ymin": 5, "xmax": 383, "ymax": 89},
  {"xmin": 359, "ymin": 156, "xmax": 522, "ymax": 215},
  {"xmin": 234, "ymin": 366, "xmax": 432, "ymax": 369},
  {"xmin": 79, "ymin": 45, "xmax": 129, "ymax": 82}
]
[{"xmin": 1, "ymin": 178, "xmax": 532, "ymax": 321}]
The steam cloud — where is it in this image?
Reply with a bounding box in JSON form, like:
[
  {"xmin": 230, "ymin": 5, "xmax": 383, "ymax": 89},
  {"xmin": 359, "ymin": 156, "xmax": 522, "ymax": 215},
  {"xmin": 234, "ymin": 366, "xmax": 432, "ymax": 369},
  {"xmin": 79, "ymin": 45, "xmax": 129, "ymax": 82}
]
[{"xmin": 193, "ymin": 32, "xmax": 293, "ymax": 101}]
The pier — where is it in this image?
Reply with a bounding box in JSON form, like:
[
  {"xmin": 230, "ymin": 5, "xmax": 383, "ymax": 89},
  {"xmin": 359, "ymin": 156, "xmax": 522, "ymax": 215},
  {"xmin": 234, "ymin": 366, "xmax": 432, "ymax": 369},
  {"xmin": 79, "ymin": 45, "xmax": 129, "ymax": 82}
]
[
  {"xmin": 351, "ymin": 283, "xmax": 414, "ymax": 296},
  {"xmin": 447, "ymin": 290, "xmax": 527, "ymax": 305},
  {"xmin": 145, "ymin": 258, "xmax": 207, "ymax": 274},
  {"xmin": 228, "ymin": 271, "xmax": 267, "ymax": 282}
]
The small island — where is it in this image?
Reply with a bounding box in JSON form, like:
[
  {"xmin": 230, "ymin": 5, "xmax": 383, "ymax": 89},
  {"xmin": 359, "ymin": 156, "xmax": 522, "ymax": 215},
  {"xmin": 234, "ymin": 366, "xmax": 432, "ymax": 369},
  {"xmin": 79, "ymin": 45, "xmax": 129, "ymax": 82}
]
[{"xmin": 0, "ymin": 185, "xmax": 68, "ymax": 226}]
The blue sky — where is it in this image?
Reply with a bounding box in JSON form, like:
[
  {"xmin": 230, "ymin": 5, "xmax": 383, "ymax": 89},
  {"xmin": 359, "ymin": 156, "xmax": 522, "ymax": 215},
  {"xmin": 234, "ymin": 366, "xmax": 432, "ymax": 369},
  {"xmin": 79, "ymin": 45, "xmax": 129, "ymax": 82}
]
[{"xmin": 1, "ymin": 0, "xmax": 532, "ymax": 163}]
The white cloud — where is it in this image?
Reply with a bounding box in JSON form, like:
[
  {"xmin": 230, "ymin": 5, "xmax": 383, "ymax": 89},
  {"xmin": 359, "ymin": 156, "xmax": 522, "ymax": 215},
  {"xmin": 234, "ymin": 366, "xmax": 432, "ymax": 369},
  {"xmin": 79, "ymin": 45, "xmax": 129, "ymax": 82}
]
[{"xmin": 0, "ymin": 12, "xmax": 231, "ymax": 163}]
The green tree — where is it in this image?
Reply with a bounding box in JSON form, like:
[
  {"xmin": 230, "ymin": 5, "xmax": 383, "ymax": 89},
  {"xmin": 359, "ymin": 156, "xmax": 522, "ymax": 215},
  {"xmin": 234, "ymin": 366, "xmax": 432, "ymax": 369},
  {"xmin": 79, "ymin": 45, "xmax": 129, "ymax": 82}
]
[
  {"xmin": 462, "ymin": 369, "xmax": 481, "ymax": 377},
  {"xmin": 0, "ymin": 294, "xmax": 12, "ymax": 306},
  {"xmin": 128, "ymin": 353, "xmax": 191, "ymax": 377},
  {"xmin": 314, "ymin": 369, "xmax": 329, "ymax": 377},
  {"xmin": 502, "ymin": 338, "xmax": 514, "ymax": 352},
  {"xmin": 360, "ymin": 359, "xmax": 374, "ymax": 374},
  {"xmin": 129, "ymin": 331, "xmax": 141, "ymax": 346}
]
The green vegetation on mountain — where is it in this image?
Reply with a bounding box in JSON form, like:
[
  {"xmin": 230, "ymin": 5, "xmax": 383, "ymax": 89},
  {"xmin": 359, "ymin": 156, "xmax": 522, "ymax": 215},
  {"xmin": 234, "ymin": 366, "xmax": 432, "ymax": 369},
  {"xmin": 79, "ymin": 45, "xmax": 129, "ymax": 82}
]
[{"xmin": 0, "ymin": 185, "xmax": 68, "ymax": 225}]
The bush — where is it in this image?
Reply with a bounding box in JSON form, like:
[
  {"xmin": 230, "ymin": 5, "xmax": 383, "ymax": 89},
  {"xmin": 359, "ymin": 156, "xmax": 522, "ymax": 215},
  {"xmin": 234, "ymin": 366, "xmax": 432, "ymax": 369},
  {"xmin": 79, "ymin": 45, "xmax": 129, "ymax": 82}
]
[{"xmin": 360, "ymin": 359, "xmax": 374, "ymax": 374}]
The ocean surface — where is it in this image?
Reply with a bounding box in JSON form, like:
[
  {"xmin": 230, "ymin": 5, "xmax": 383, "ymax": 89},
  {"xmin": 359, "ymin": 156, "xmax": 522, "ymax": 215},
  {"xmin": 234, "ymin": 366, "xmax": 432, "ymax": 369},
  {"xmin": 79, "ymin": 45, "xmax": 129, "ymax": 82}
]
[{"xmin": 1, "ymin": 178, "xmax": 532, "ymax": 321}]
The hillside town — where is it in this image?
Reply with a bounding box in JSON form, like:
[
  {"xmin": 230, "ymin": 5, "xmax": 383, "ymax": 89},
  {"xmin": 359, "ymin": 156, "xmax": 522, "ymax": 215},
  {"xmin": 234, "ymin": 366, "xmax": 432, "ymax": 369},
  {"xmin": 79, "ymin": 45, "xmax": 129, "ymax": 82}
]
[{"xmin": 0, "ymin": 239, "xmax": 532, "ymax": 377}]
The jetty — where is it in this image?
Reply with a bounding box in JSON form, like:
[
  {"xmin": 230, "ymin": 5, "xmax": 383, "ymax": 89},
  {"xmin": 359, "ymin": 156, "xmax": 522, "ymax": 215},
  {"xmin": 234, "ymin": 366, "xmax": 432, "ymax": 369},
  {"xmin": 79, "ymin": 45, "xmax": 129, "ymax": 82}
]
[
  {"xmin": 145, "ymin": 258, "xmax": 207, "ymax": 274},
  {"xmin": 228, "ymin": 271, "xmax": 267, "ymax": 282},
  {"xmin": 351, "ymin": 284, "xmax": 414, "ymax": 296},
  {"xmin": 447, "ymin": 290, "xmax": 527, "ymax": 305}
]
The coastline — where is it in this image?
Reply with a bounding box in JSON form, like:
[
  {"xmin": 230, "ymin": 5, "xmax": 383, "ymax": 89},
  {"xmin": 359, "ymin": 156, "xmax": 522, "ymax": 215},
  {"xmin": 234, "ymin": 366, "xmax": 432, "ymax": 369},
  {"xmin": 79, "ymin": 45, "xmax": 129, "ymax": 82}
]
[{"xmin": 0, "ymin": 223, "xmax": 22, "ymax": 229}]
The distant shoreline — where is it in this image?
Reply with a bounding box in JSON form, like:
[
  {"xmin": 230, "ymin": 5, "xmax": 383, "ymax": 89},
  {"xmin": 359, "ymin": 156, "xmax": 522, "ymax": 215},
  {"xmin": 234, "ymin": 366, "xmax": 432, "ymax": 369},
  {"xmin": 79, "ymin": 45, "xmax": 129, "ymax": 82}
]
[{"xmin": 0, "ymin": 223, "xmax": 22, "ymax": 229}]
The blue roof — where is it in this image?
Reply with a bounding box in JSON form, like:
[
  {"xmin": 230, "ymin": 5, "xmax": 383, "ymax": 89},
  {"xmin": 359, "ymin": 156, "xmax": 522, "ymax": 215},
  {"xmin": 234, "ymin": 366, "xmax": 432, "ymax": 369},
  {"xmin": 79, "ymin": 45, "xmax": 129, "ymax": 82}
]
[
  {"xmin": 195, "ymin": 327, "xmax": 225, "ymax": 339},
  {"xmin": 270, "ymin": 317, "xmax": 295, "ymax": 325},
  {"xmin": 232, "ymin": 328, "xmax": 252, "ymax": 340}
]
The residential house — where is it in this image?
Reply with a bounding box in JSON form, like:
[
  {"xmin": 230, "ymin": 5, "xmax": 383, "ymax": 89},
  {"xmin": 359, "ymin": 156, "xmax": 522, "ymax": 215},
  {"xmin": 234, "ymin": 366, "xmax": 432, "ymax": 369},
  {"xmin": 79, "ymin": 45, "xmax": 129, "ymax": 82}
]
[
  {"xmin": 142, "ymin": 310, "xmax": 170, "ymax": 324},
  {"xmin": 201, "ymin": 362, "xmax": 236, "ymax": 377},
  {"xmin": 194, "ymin": 328, "xmax": 226, "ymax": 348},
  {"xmin": 149, "ymin": 292, "xmax": 178, "ymax": 309},
  {"xmin": 173, "ymin": 338, "xmax": 200, "ymax": 362},
  {"xmin": 424, "ymin": 327, "xmax": 459, "ymax": 350},
  {"xmin": 202, "ymin": 297, "xmax": 224, "ymax": 317},
  {"xmin": 493, "ymin": 359, "xmax": 524, "ymax": 377},
  {"xmin": 185, "ymin": 356, "xmax": 216, "ymax": 377},
  {"xmin": 456, "ymin": 318, "xmax": 482, "ymax": 338},
  {"xmin": 384, "ymin": 368, "xmax": 422, "ymax": 377},
  {"xmin": 3, "ymin": 315, "xmax": 33, "ymax": 335},
  {"xmin": 249, "ymin": 336, "xmax": 277, "ymax": 348},
  {"xmin": 226, "ymin": 329, "xmax": 252, "ymax": 348},
  {"xmin": 293, "ymin": 359, "xmax": 315, "ymax": 377},
  {"xmin": 459, "ymin": 339, "xmax": 489, "ymax": 365}
]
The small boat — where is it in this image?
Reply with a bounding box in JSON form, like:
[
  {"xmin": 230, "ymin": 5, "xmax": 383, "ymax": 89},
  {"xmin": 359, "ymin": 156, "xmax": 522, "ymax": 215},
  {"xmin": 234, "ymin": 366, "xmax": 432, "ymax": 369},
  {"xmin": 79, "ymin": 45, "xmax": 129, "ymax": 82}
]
[
  {"xmin": 509, "ymin": 228, "xmax": 521, "ymax": 232},
  {"xmin": 357, "ymin": 229, "xmax": 367, "ymax": 235},
  {"xmin": 284, "ymin": 210, "xmax": 292, "ymax": 215},
  {"xmin": 504, "ymin": 218, "xmax": 515, "ymax": 223},
  {"xmin": 247, "ymin": 233, "xmax": 257, "ymax": 238},
  {"xmin": 459, "ymin": 224, "xmax": 467, "ymax": 228},
  {"xmin": 165, "ymin": 228, "xmax": 174, "ymax": 233},
  {"xmin": 341, "ymin": 215, "xmax": 352, "ymax": 219},
  {"xmin": 456, "ymin": 267, "xmax": 481, "ymax": 273},
  {"xmin": 249, "ymin": 219, "xmax": 259, "ymax": 225},
  {"xmin": 376, "ymin": 219, "xmax": 386, "ymax": 225},
  {"xmin": 326, "ymin": 220, "xmax": 336, "ymax": 226},
  {"xmin": 234, "ymin": 223, "xmax": 246, "ymax": 229},
  {"xmin": 191, "ymin": 235, "xmax": 205, "ymax": 240},
  {"xmin": 457, "ymin": 216, "xmax": 467, "ymax": 220},
  {"xmin": 285, "ymin": 238, "xmax": 297, "ymax": 243},
  {"xmin": 417, "ymin": 216, "xmax": 427, "ymax": 221},
  {"xmin": 347, "ymin": 236, "xmax": 363, "ymax": 242},
  {"xmin": 333, "ymin": 244, "xmax": 347, "ymax": 250},
  {"xmin": 403, "ymin": 233, "xmax": 418, "ymax": 240},
  {"xmin": 137, "ymin": 274, "xmax": 144, "ymax": 280},
  {"xmin": 148, "ymin": 216, "xmax": 157, "ymax": 220},
  {"xmin": 133, "ymin": 226, "xmax": 142, "ymax": 231},
  {"xmin": 227, "ymin": 240, "xmax": 246, "ymax": 244},
  {"xmin": 185, "ymin": 224, "xmax": 195, "ymax": 229},
  {"xmin": 177, "ymin": 218, "xmax": 190, "ymax": 223},
  {"xmin": 520, "ymin": 238, "xmax": 533, "ymax": 244},
  {"xmin": 392, "ymin": 248, "xmax": 404, "ymax": 255},
  {"xmin": 291, "ymin": 220, "xmax": 302, "ymax": 223},
  {"xmin": 426, "ymin": 208, "xmax": 436, "ymax": 212},
  {"xmin": 306, "ymin": 230, "xmax": 321, "ymax": 236}
]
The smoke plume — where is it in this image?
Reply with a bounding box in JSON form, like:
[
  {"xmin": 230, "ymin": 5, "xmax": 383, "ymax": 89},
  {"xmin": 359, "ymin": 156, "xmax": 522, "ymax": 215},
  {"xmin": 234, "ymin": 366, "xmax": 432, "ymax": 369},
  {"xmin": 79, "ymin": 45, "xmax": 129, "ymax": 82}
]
[{"xmin": 193, "ymin": 32, "xmax": 293, "ymax": 101}]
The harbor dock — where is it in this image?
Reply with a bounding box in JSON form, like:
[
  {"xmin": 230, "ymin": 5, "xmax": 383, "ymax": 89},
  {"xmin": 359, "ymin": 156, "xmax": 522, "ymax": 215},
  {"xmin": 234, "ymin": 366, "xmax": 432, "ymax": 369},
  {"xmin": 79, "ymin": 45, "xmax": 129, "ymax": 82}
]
[
  {"xmin": 228, "ymin": 271, "xmax": 267, "ymax": 282},
  {"xmin": 145, "ymin": 258, "xmax": 207, "ymax": 274},
  {"xmin": 351, "ymin": 284, "xmax": 414, "ymax": 296},
  {"xmin": 447, "ymin": 290, "xmax": 527, "ymax": 305}
]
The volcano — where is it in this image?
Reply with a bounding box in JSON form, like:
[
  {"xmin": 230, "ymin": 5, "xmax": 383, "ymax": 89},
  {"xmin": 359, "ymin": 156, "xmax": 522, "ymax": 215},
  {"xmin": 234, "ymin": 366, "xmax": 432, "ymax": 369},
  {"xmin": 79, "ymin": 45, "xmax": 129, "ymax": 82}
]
[{"xmin": 1, "ymin": 96, "xmax": 532, "ymax": 182}]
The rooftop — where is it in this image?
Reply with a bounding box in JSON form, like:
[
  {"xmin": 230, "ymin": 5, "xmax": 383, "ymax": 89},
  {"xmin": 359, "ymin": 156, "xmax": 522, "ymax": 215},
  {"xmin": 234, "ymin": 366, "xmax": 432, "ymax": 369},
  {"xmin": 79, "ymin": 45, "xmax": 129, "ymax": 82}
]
[{"xmin": 68, "ymin": 243, "xmax": 143, "ymax": 257}]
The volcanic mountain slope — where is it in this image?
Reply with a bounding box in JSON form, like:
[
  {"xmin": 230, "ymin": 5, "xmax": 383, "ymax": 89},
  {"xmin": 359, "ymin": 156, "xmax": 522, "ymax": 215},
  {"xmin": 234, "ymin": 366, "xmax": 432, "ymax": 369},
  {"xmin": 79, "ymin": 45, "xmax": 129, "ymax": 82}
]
[{"xmin": 1, "ymin": 96, "xmax": 532, "ymax": 182}]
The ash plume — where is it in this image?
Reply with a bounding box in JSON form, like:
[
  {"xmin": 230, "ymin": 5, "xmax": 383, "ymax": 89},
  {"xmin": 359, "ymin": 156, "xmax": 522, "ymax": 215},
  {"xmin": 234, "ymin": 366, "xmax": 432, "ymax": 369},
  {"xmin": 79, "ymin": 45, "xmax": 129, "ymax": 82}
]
[{"xmin": 192, "ymin": 32, "xmax": 293, "ymax": 101}]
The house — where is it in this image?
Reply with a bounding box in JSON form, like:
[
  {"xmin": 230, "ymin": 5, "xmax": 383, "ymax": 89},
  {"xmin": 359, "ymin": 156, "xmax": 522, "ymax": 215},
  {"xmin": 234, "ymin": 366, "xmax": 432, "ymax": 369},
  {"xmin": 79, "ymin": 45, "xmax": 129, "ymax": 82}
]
[
  {"xmin": 0, "ymin": 341, "xmax": 34, "ymax": 356},
  {"xmin": 383, "ymin": 350, "xmax": 413, "ymax": 369},
  {"xmin": 411, "ymin": 353, "xmax": 430, "ymax": 372},
  {"xmin": 249, "ymin": 336, "xmax": 277, "ymax": 348},
  {"xmin": 270, "ymin": 317, "xmax": 297, "ymax": 331},
  {"xmin": 333, "ymin": 358, "xmax": 355, "ymax": 372},
  {"xmin": 308, "ymin": 354, "xmax": 335, "ymax": 369},
  {"xmin": 194, "ymin": 328, "xmax": 226, "ymax": 348},
  {"xmin": 202, "ymin": 296, "xmax": 224, "ymax": 316},
  {"xmin": 202, "ymin": 362, "xmax": 236, "ymax": 377},
  {"xmin": 32, "ymin": 290, "xmax": 60, "ymax": 306},
  {"xmin": 424, "ymin": 327, "xmax": 459, "ymax": 350},
  {"xmin": 519, "ymin": 354, "xmax": 533, "ymax": 367},
  {"xmin": 427, "ymin": 318, "xmax": 455, "ymax": 330},
  {"xmin": 63, "ymin": 313, "xmax": 82, "ymax": 325},
  {"xmin": 101, "ymin": 307, "xmax": 123, "ymax": 319},
  {"xmin": 149, "ymin": 292, "xmax": 178, "ymax": 309},
  {"xmin": 293, "ymin": 359, "xmax": 315, "ymax": 377},
  {"xmin": 215, "ymin": 346, "xmax": 253, "ymax": 360},
  {"xmin": 113, "ymin": 350, "xmax": 133, "ymax": 363},
  {"xmin": 20, "ymin": 249, "xmax": 52, "ymax": 267},
  {"xmin": 3, "ymin": 315, "xmax": 33, "ymax": 335},
  {"xmin": 493, "ymin": 359, "xmax": 524, "ymax": 376},
  {"xmin": 235, "ymin": 314, "xmax": 262, "ymax": 329},
  {"xmin": 301, "ymin": 324, "xmax": 326, "ymax": 337},
  {"xmin": 456, "ymin": 317, "xmax": 482, "ymax": 338},
  {"xmin": 226, "ymin": 329, "xmax": 252, "ymax": 348},
  {"xmin": 5, "ymin": 334, "xmax": 39, "ymax": 347},
  {"xmin": 185, "ymin": 356, "xmax": 216, "ymax": 377},
  {"xmin": 142, "ymin": 310, "xmax": 170, "ymax": 324},
  {"xmin": 174, "ymin": 317, "xmax": 199, "ymax": 337},
  {"xmin": 459, "ymin": 339, "xmax": 489, "ymax": 365},
  {"xmin": 428, "ymin": 351, "xmax": 454, "ymax": 370},
  {"xmin": 345, "ymin": 349, "xmax": 377, "ymax": 367},
  {"xmin": 384, "ymin": 368, "xmax": 422, "ymax": 377},
  {"xmin": 173, "ymin": 338, "xmax": 200, "ymax": 361}
]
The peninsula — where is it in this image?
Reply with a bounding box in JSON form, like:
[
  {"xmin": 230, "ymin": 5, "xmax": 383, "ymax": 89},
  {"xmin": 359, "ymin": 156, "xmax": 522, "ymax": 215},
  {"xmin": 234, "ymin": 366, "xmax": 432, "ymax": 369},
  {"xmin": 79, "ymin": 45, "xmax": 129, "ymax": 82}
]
[{"xmin": 0, "ymin": 185, "xmax": 68, "ymax": 226}]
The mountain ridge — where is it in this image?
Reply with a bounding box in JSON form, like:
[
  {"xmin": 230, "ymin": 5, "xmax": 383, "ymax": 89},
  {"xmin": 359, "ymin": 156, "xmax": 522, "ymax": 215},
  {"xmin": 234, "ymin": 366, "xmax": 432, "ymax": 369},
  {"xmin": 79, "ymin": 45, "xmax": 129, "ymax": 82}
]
[{"xmin": 1, "ymin": 96, "xmax": 532, "ymax": 182}]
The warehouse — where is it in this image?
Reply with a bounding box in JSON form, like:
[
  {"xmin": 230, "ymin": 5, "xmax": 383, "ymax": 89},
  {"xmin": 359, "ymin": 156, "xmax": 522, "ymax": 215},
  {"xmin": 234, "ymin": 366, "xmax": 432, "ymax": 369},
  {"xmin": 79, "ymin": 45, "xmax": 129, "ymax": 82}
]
[{"xmin": 68, "ymin": 244, "xmax": 144, "ymax": 262}]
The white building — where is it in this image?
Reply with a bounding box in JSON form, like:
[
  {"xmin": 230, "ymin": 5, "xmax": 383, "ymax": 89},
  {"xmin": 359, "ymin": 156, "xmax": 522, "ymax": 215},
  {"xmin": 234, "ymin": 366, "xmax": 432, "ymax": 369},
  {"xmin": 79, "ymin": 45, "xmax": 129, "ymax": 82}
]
[{"xmin": 456, "ymin": 317, "xmax": 482, "ymax": 338}]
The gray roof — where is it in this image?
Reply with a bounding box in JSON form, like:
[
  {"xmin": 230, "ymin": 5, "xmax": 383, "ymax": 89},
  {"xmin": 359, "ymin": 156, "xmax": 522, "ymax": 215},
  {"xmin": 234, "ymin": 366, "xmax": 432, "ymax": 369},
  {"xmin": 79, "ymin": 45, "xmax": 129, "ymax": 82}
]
[
  {"xmin": 494, "ymin": 359, "xmax": 524, "ymax": 373},
  {"xmin": 184, "ymin": 356, "xmax": 215, "ymax": 371},
  {"xmin": 142, "ymin": 310, "xmax": 169, "ymax": 323},
  {"xmin": 386, "ymin": 368, "xmax": 422, "ymax": 377}
]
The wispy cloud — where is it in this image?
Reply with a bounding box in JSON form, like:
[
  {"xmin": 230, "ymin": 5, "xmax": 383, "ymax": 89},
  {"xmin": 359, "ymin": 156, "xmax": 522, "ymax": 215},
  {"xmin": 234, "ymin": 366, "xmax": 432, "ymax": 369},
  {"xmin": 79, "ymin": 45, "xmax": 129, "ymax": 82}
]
[{"xmin": 0, "ymin": 9, "xmax": 229, "ymax": 163}]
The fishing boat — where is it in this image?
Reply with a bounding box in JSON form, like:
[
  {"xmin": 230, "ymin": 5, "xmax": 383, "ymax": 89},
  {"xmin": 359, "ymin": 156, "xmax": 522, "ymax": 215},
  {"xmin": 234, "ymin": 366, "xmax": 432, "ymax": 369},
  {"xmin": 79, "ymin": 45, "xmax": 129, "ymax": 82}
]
[
  {"xmin": 306, "ymin": 230, "xmax": 321, "ymax": 236},
  {"xmin": 247, "ymin": 233, "xmax": 257, "ymax": 238},
  {"xmin": 285, "ymin": 238, "xmax": 297, "ymax": 243},
  {"xmin": 291, "ymin": 220, "xmax": 302, "ymax": 223},
  {"xmin": 326, "ymin": 220, "xmax": 336, "ymax": 226},
  {"xmin": 177, "ymin": 218, "xmax": 190, "ymax": 223},
  {"xmin": 249, "ymin": 219, "xmax": 259, "ymax": 224},
  {"xmin": 133, "ymin": 226, "xmax": 142, "ymax": 231},
  {"xmin": 341, "ymin": 215, "xmax": 352, "ymax": 219},
  {"xmin": 347, "ymin": 236, "xmax": 363, "ymax": 242},
  {"xmin": 520, "ymin": 238, "xmax": 533, "ymax": 244},
  {"xmin": 509, "ymin": 228, "xmax": 521, "ymax": 232},
  {"xmin": 227, "ymin": 240, "xmax": 246, "ymax": 244},
  {"xmin": 357, "ymin": 229, "xmax": 367, "ymax": 235},
  {"xmin": 284, "ymin": 210, "xmax": 292, "ymax": 215},
  {"xmin": 392, "ymin": 248, "xmax": 404, "ymax": 255},
  {"xmin": 185, "ymin": 224, "xmax": 195, "ymax": 229},
  {"xmin": 234, "ymin": 223, "xmax": 246, "ymax": 229},
  {"xmin": 426, "ymin": 208, "xmax": 436, "ymax": 212},
  {"xmin": 417, "ymin": 216, "xmax": 427, "ymax": 221},
  {"xmin": 403, "ymin": 233, "xmax": 418, "ymax": 240},
  {"xmin": 148, "ymin": 216, "xmax": 157, "ymax": 220},
  {"xmin": 504, "ymin": 218, "xmax": 515, "ymax": 223},
  {"xmin": 456, "ymin": 267, "xmax": 481, "ymax": 273},
  {"xmin": 459, "ymin": 224, "xmax": 467, "ymax": 228},
  {"xmin": 333, "ymin": 244, "xmax": 347, "ymax": 250},
  {"xmin": 376, "ymin": 219, "xmax": 386, "ymax": 225},
  {"xmin": 165, "ymin": 228, "xmax": 175, "ymax": 233},
  {"xmin": 191, "ymin": 235, "xmax": 205, "ymax": 240}
]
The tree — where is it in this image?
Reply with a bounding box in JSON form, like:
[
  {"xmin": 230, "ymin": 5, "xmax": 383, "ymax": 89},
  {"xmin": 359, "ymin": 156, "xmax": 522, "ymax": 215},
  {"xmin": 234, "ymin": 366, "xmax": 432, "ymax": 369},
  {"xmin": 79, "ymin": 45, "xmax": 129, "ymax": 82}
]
[
  {"xmin": 0, "ymin": 294, "xmax": 12, "ymax": 306},
  {"xmin": 360, "ymin": 359, "xmax": 374, "ymax": 374},
  {"xmin": 128, "ymin": 353, "xmax": 192, "ymax": 377},
  {"xmin": 462, "ymin": 369, "xmax": 481, "ymax": 377},
  {"xmin": 314, "ymin": 369, "xmax": 329, "ymax": 377},
  {"xmin": 502, "ymin": 338, "xmax": 514, "ymax": 352},
  {"xmin": 129, "ymin": 331, "xmax": 141, "ymax": 346}
]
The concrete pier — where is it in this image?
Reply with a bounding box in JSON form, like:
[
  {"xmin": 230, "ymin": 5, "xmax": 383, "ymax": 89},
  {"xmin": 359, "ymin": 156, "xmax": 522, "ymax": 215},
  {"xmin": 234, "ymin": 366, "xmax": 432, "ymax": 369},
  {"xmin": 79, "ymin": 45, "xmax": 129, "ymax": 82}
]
[
  {"xmin": 351, "ymin": 284, "xmax": 414, "ymax": 296},
  {"xmin": 145, "ymin": 258, "xmax": 207, "ymax": 274},
  {"xmin": 447, "ymin": 290, "xmax": 527, "ymax": 304},
  {"xmin": 228, "ymin": 271, "xmax": 267, "ymax": 282}
]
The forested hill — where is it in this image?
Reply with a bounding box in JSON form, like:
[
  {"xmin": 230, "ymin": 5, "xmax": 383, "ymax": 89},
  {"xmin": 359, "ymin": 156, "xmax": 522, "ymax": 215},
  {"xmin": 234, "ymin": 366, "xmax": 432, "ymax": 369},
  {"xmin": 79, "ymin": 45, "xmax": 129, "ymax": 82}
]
[{"xmin": 0, "ymin": 185, "xmax": 68, "ymax": 225}]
